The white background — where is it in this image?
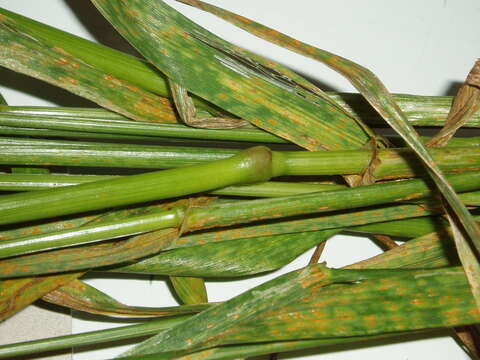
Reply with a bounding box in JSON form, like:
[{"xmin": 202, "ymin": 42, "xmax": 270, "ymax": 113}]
[{"xmin": 0, "ymin": 1, "xmax": 479, "ymax": 359}]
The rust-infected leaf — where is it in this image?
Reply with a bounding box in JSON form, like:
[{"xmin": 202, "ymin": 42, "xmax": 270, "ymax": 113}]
[
  {"xmin": 43, "ymin": 279, "xmax": 211, "ymax": 317},
  {"xmin": 0, "ymin": 13, "xmax": 177, "ymax": 123},
  {"xmin": 0, "ymin": 228, "xmax": 179, "ymax": 278},
  {"xmin": 91, "ymin": 0, "xmax": 375, "ymax": 152},
  {"xmin": 427, "ymin": 60, "xmax": 480, "ymax": 147},
  {"xmin": 110, "ymin": 230, "xmax": 338, "ymax": 278},
  {"xmin": 0, "ymin": 272, "xmax": 80, "ymax": 321},
  {"xmin": 177, "ymin": 0, "xmax": 480, "ymax": 292},
  {"xmin": 169, "ymin": 276, "xmax": 208, "ymax": 305}
]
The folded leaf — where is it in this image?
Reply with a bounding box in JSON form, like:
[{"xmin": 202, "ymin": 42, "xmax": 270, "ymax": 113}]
[
  {"xmin": 112, "ymin": 230, "xmax": 338, "ymax": 277},
  {"xmin": 43, "ymin": 279, "xmax": 211, "ymax": 317},
  {"xmin": 91, "ymin": 0, "xmax": 373, "ymax": 151},
  {"xmin": 427, "ymin": 60, "xmax": 480, "ymax": 147},
  {"xmin": 0, "ymin": 273, "xmax": 80, "ymax": 321},
  {"xmin": 169, "ymin": 277, "xmax": 208, "ymax": 305}
]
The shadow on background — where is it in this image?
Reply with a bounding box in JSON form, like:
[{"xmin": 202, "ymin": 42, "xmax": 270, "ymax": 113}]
[
  {"xmin": 0, "ymin": 67, "xmax": 97, "ymax": 107},
  {"xmin": 64, "ymin": 0, "xmax": 140, "ymax": 56}
]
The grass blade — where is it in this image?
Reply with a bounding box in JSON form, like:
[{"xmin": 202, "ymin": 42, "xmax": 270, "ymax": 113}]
[
  {"xmin": 0, "ymin": 11, "xmax": 177, "ymax": 123},
  {"xmin": 120, "ymin": 266, "xmax": 477, "ymax": 357},
  {"xmin": 0, "ymin": 273, "xmax": 80, "ymax": 321},
  {"xmin": 178, "ymin": 0, "xmax": 480, "ymax": 271},
  {"xmin": 169, "ymin": 277, "xmax": 208, "ymax": 305},
  {"xmin": 0, "ymin": 228, "xmax": 178, "ymax": 278},
  {"xmin": 112, "ymin": 230, "xmax": 338, "ymax": 278},
  {"xmin": 91, "ymin": 0, "xmax": 373, "ymax": 151},
  {"xmin": 208, "ymin": 268, "xmax": 478, "ymax": 346},
  {"xmin": 43, "ymin": 279, "xmax": 211, "ymax": 317},
  {"xmin": 0, "ymin": 146, "xmax": 273, "ymax": 227}
]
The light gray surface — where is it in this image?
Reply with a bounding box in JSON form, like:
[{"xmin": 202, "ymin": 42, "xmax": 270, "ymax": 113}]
[{"xmin": 0, "ymin": 304, "xmax": 71, "ymax": 360}]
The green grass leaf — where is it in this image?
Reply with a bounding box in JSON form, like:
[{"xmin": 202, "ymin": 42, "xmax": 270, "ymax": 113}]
[
  {"xmin": 169, "ymin": 276, "xmax": 208, "ymax": 305},
  {"xmin": 112, "ymin": 230, "xmax": 338, "ymax": 278},
  {"xmin": 43, "ymin": 279, "xmax": 211, "ymax": 317},
  {"xmin": 178, "ymin": 0, "xmax": 480, "ymax": 299},
  {"xmin": 0, "ymin": 10, "xmax": 177, "ymax": 123},
  {"xmin": 91, "ymin": 0, "xmax": 373, "ymax": 151},
  {"xmin": 120, "ymin": 266, "xmax": 479, "ymax": 357},
  {"xmin": 0, "ymin": 273, "xmax": 80, "ymax": 321}
]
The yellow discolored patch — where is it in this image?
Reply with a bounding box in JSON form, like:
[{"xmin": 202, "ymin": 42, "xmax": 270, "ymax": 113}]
[{"xmin": 54, "ymin": 57, "xmax": 69, "ymax": 66}]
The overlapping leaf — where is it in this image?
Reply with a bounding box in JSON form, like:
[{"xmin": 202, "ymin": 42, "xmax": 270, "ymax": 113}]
[
  {"xmin": 120, "ymin": 224, "xmax": 468, "ymax": 357},
  {"xmin": 43, "ymin": 279, "xmax": 211, "ymax": 317},
  {"xmin": 0, "ymin": 273, "xmax": 80, "ymax": 321},
  {"xmin": 176, "ymin": 0, "xmax": 480, "ymax": 306},
  {"xmin": 112, "ymin": 230, "xmax": 338, "ymax": 277},
  {"xmin": 0, "ymin": 10, "xmax": 177, "ymax": 123},
  {"xmin": 120, "ymin": 266, "xmax": 479, "ymax": 357},
  {"xmin": 169, "ymin": 277, "xmax": 208, "ymax": 305},
  {"xmin": 90, "ymin": 0, "xmax": 374, "ymax": 152}
]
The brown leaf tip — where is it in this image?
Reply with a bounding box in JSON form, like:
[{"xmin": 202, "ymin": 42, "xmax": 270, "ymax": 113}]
[{"xmin": 466, "ymin": 59, "xmax": 480, "ymax": 88}]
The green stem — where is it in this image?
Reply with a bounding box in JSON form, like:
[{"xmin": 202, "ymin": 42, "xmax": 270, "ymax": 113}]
[
  {"xmin": 2, "ymin": 106, "xmax": 480, "ymax": 145},
  {"xmin": 2, "ymin": 172, "xmax": 479, "ymax": 260},
  {"xmin": 348, "ymin": 216, "xmax": 449, "ymax": 239},
  {"xmin": 1, "ymin": 174, "xmax": 477, "ymax": 207},
  {"xmin": 0, "ymin": 173, "xmax": 119, "ymax": 191},
  {"xmin": 184, "ymin": 171, "xmax": 480, "ymax": 231},
  {"xmin": 0, "ymin": 211, "xmax": 179, "ymax": 259},
  {"xmin": 0, "ymin": 125, "xmax": 178, "ymax": 143},
  {"xmin": 328, "ymin": 92, "xmax": 480, "ymax": 128},
  {"xmin": 1, "ymin": 141, "xmax": 479, "ymax": 180},
  {"xmin": 0, "ymin": 143, "xmax": 236, "ymax": 169},
  {"xmin": 0, "ymin": 175, "xmax": 344, "ymax": 194},
  {"xmin": 0, "ymin": 146, "xmax": 273, "ymax": 227},
  {"xmin": 0, "ymin": 108, "xmax": 285, "ymax": 143}
]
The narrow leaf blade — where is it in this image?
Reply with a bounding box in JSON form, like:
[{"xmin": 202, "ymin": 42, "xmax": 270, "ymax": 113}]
[
  {"xmin": 0, "ymin": 11, "xmax": 177, "ymax": 123},
  {"xmin": 169, "ymin": 277, "xmax": 208, "ymax": 304},
  {"xmin": 91, "ymin": 0, "xmax": 374, "ymax": 151},
  {"xmin": 43, "ymin": 279, "xmax": 211, "ymax": 317}
]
